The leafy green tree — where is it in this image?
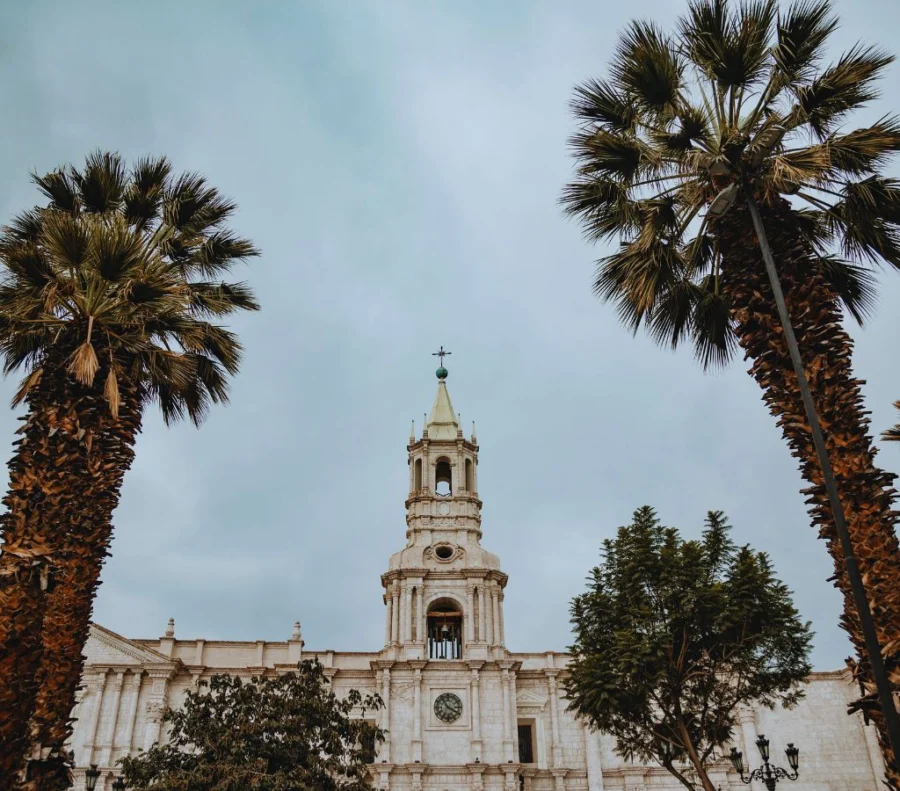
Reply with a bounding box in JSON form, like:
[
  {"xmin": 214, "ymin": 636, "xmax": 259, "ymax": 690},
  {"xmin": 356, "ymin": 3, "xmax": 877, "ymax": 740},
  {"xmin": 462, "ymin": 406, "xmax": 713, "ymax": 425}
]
[
  {"xmin": 120, "ymin": 660, "xmax": 383, "ymax": 791},
  {"xmin": 0, "ymin": 151, "xmax": 259, "ymax": 790},
  {"xmin": 561, "ymin": 1, "xmax": 900, "ymax": 778},
  {"xmin": 565, "ymin": 507, "xmax": 812, "ymax": 791}
]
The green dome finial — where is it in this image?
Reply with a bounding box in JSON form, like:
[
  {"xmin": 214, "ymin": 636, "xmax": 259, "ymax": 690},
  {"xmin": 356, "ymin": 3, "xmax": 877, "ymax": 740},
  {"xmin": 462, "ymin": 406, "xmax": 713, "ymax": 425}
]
[{"xmin": 432, "ymin": 346, "xmax": 451, "ymax": 380}]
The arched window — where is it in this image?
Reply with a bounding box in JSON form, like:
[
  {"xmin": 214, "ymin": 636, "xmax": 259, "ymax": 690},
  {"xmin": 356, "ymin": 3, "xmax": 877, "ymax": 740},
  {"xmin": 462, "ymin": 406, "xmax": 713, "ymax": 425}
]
[
  {"xmin": 427, "ymin": 598, "xmax": 463, "ymax": 659},
  {"xmin": 414, "ymin": 458, "xmax": 423, "ymax": 490},
  {"xmin": 435, "ymin": 458, "xmax": 452, "ymax": 496},
  {"xmin": 465, "ymin": 458, "xmax": 474, "ymax": 492}
]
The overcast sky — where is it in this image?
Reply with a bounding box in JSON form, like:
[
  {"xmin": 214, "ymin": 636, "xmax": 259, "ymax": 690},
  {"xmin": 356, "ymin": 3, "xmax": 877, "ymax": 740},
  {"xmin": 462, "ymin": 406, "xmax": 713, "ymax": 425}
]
[{"xmin": 2, "ymin": 0, "xmax": 900, "ymax": 670}]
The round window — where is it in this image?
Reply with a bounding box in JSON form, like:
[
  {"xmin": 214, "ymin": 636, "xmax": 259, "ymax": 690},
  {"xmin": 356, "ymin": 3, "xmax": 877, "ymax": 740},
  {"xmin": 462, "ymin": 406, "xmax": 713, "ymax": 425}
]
[{"xmin": 434, "ymin": 545, "xmax": 454, "ymax": 561}]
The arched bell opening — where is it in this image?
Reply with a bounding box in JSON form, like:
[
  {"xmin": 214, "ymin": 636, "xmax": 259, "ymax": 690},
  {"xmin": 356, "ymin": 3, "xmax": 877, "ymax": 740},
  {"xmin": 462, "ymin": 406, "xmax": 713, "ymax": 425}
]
[
  {"xmin": 414, "ymin": 458, "xmax": 423, "ymax": 491},
  {"xmin": 435, "ymin": 457, "xmax": 452, "ymax": 496},
  {"xmin": 427, "ymin": 598, "xmax": 463, "ymax": 659}
]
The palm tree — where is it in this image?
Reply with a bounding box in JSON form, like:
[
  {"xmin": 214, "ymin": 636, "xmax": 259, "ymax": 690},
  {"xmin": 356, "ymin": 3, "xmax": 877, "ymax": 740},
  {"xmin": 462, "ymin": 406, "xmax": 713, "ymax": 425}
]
[
  {"xmin": 0, "ymin": 151, "xmax": 259, "ymax": 791},
  {"xmin": 561, "ymin": 0, "xmax": 900, "ymax": 784},
  {"xmin": 884, "ymin": 402, "xmax": 900, "ymax": 442}
]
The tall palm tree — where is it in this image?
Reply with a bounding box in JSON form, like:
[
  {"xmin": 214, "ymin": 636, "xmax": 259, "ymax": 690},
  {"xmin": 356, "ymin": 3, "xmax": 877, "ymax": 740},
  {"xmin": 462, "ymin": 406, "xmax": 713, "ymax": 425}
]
[
  {"xmin": 562, "ymin": 0, "xmax": 900, "ymax": 784},
  {"xmin": 884, "ymin": 403, "xmax": 900, "ymax": 442},
  {"xmin": 0, "ymin": 151, "xmax": 259, "ymax": 791}
]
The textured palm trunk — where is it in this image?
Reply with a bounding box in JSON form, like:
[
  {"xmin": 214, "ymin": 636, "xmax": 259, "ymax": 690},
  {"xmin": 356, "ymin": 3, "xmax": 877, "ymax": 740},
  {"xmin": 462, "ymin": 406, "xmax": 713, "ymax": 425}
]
[
  {"xmin": 0, "ymin": 356, "xmax": 142, "ymax": 791},
  {"xmin": 718, "ymin": 202, "xmax": 900, "ymax": 790}
]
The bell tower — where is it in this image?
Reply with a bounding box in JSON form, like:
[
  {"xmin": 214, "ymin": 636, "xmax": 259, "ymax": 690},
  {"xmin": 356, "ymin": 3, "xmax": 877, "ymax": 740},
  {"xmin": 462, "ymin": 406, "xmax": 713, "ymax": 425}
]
[{"xmin": 381, "ymin": 360, "xmax": 507, "ymax": 664}]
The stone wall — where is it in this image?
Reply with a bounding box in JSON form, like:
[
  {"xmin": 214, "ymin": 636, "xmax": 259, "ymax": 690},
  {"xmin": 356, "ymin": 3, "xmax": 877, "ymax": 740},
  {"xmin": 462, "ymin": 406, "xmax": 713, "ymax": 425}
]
[{"xmin": 66, "ymin": 626, "xmax": 885, "ymax": 791}]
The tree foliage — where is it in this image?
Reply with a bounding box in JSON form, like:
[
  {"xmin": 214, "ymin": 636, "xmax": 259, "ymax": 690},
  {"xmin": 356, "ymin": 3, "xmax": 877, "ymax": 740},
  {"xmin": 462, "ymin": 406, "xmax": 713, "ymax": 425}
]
[
  {"xmin": 562, "ymin": 0, "xmax": 900, "ymax": 368},
  {"xmin": 120, "ymin": 660, "xmax": 383, "ymax": 791},
  {"xmin": 0, "ymin": 149, "xmax": 260, "ymax": 423},
  {"xmin": 565, "ymin": 507, "xmax": 812, "ymax": 791}
]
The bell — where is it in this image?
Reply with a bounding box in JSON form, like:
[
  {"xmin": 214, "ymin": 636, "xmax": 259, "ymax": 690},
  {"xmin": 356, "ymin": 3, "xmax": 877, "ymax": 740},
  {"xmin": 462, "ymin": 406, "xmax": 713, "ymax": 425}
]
[{"xmin": 441, "ymin": 622, "xmax": 450, "ymax": 637}]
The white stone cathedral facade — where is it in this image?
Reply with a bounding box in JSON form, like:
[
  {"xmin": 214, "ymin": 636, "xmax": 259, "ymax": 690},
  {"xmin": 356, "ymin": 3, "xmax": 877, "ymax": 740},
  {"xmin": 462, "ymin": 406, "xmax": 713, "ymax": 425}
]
[{"xmin": 70, "ymin": 369, "xmax": 886, "ymax": 790}]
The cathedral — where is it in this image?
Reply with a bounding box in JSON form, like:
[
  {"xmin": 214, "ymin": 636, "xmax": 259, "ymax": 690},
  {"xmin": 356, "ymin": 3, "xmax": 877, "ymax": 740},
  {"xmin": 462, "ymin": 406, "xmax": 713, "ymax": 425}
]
[{"xmin": 70, "ymin": 366, "xmax": 886, "ymax": 790}]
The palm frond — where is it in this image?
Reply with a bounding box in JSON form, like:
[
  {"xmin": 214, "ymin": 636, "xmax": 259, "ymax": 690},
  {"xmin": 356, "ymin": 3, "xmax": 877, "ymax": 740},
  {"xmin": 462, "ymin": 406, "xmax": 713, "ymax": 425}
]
[
  {"xmin": 827, "ymin": 177, "xmax": 900, "ymax": 267},
  {"xmin": 2, "ymin": 210, "xmax": 44, "ymax": 244},
  {"xmin": 651, "ymin": 105, "xmax": 712, "ymax": 154},
  {"xmin": 689, "ymin": 279, "xmax": 737, "ymax": 369},
  {"xmin": 31, "ymin": 170, "xmax": 79, "ymax": 212},
  {"xmin": 814, "ymin": 255, "xmax": 877, "ymax": 323},
  {"xmin": 613, "ymin": 21, "xmax": 684, "ymax": 119},
  {"xmin": 39, "ymin": 211, "xmax": 90, "ymax": 271},
  {"xmin": 0, "ymin": 152, "xmax": 260, "ymax": 423},
  {"xmin": 561, "ymin": 178, "xmax": 644, "ymax": 241},
  {"xmin": 791, "ymin": 44, "xmax": 894, "ymax": 137},
  {"xmin": 571, "ymin": 79, "xmax": 637, "ymax": 133},
  {"xmin": 882, "ymin": 402, "xmax": 900, "ymax": 442},
  {"xmin": 569, "ymin": 129, "xmax": 653, "ymax": 181},
  {"xmin": 71, "ymin": 150, "xmax": 126, "ymax": 214},
  {"xmin": 681, "ymin": 0, "xmax": 775, "ymax": 89},
  {"xmin": 771, "ymin": 0, "xmax": 837, "ymax": 88},
  {"xmin": 187, "ymin": 281, "xmax": 260, "ymax": 316},
  {"xmin": 822, "ymin": 117, "xmax": 900, "ymax": 177},
  {"xmin": 124, "ymin": 156, "xmax": 171, "ymax": 229}
]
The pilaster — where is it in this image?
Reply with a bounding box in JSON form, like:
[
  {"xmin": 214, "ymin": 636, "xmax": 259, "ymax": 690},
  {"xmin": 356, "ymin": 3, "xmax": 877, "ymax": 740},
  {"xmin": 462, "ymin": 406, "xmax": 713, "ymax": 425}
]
[
  {"xmin": 545, "ymin": 669, "xmax": 563, "ymax": 768},
  {"xmin": 410, "ymin": 660, "xmax": 427, "ymax": 763}
]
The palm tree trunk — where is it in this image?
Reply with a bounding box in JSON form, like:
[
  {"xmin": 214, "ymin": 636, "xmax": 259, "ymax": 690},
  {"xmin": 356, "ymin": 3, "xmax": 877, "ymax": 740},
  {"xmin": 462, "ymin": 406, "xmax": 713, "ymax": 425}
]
[
  {"xmin": 25, "ymin": 392, "xmax": 142, "ymax": 791},
  {"xmin": 0, "ymin": 358, "xmax": 141, "ymax": 791},
  {"xmin": 718, "ymin": 201, "xmax": 900, "ymax": 790}
]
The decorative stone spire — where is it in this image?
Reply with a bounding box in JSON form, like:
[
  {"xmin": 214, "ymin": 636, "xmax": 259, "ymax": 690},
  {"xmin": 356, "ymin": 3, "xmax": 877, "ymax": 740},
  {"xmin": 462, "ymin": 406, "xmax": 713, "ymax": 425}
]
[
  {"xmin": 291, "ymin": 621, "xmax": 302, "ymax": 641},
  {"xmin": 425, "ymin": 367, "xmax": 460, "ymax": 440},
  {"xmin": 164, "ymin": 618, "xmax": 175, "ymax": 638},
  {"xmin": 471, "ymin": 421, "xmax": 477, "ymax": 443},
  {"xmin": 410, "ymin": 420, "xmax": 416, "ymax": 443}
]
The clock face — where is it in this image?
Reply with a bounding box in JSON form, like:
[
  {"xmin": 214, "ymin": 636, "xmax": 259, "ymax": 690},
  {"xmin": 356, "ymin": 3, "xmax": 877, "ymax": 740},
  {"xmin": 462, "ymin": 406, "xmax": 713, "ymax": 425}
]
[{"xmin": 434, "ymin": 692, "xmax": 463, "ymax": 724}]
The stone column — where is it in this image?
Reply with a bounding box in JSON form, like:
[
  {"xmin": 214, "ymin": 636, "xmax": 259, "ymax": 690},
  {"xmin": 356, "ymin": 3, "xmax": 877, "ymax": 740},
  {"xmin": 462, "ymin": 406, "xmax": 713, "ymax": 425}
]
[
  {"xmin": 379, "ymin": 663, "xmax": 392, "ymax": 763},
  {"xmin": 143, "ymin": 671, "xmax": 171, "ymax": 751},
  {"xmin": 465, "ymin": 586, "xmax": 475, "ymax": 643},
  {"xmin": 390, "ymin": 582, "xmax": 400, "ymax": 645},
  {"xmin": 398, "ymin": 583, "xmax": 407, "ymax": 643},
  {"xmin": 411, "ymin": 661, "xmax": 426, "ymax": 763},
  {"xmin": 500, "ymin": 663, "xmax": 514, "ymax": 762},
  {"xmin": 100, "ymin": 671, "xmax": 125, "ymax": 766},
  {"xmin": 417, "ymin": 586, "xmax": 425, "ymax": 643},
  {"xmin": 80, "ymin": 671, "xmax": 107, "ymax": 766},
  {"xmin": 478, "ymin": 586, "xmax": 486, "ymax": 643},
  {"xmin": 384, "ymin": 590, "xmax": 392, "ymax": 646},
  {"xmin": 584, "ymin": 725, "xmax": 605, "ymax": 790},
  {"xmin": 469, "ymin": 662, "xmax": 484, "ymax": 762},
  {"xmin": 737, "ymin": 705, "xmax": 758, "ymax": 760},
  {"xmin": 491, "ymin": 589, "xmax": 501, "ymax": 648},
  {"xmin": 119, "ymin": 673, "xmax": 143, "ymax": 757},
  {"xmin": 546, "ymin": 671, "xmax": 562, "ymax": 768},
  {"xmin": 498, "ymin": 592, "xmax": 506, "ymax": 646},
  {"xmin": 404, "ymin": 584, "xmax": 413, "ymax": 643},
  {"xmin": 508, "ymin": 666, "xmax": 518, "ymax": 751}
]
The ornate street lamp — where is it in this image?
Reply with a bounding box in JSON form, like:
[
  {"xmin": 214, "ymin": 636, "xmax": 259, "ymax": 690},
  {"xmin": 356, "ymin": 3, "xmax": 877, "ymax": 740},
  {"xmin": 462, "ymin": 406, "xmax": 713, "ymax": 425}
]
[
  {"xmin": 729, "ymin": 735, "xmax": 799, "ymax": 790},
  {"xmin": 112, "ymin": 776, "xmax": 127, "ymax": 791},
  {"xmin": 84, "ymin": 765, "xmax": 101, "ymax": 791}
]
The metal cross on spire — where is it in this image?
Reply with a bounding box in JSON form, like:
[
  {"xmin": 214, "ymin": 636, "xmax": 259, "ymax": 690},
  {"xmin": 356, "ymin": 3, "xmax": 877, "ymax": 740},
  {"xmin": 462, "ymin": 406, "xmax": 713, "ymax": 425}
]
[{"xmin": 432, "ymin": 346, "xmax": 451, "ymax": 366}]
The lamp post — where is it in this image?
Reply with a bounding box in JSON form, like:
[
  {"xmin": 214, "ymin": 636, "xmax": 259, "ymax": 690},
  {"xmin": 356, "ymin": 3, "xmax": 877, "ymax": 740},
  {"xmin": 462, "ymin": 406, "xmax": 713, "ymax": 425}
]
[
  {"xmin": 729, "ymin": 735, "xmax": 799, "ymax": 791},
  {"xmin": 84, "ymin": 765, "xmax": 101, "ymax": 791},
  {"xmin": 112, "ymin": 776, "xmax": 127, "ymax": 791}
]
